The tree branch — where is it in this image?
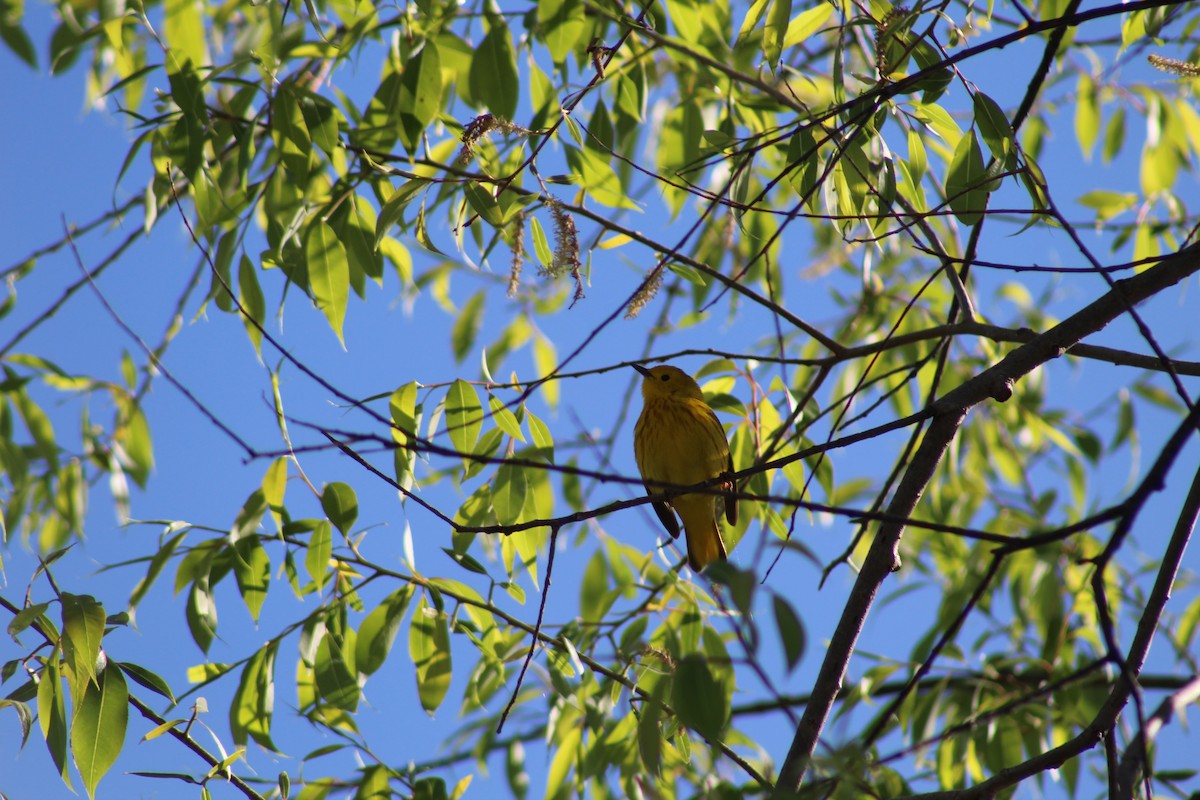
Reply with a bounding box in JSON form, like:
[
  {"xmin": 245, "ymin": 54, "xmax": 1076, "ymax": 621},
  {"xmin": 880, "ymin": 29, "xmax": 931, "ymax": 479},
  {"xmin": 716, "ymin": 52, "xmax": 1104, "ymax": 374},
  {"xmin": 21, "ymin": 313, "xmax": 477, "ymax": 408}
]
[
  {"xmin": 1115, "ymin": 673, "xmax": 1200, "ymax": 799},
  {"xmin": 773, "ymin": 241, "xmax": 1200, "ymax": 793}
]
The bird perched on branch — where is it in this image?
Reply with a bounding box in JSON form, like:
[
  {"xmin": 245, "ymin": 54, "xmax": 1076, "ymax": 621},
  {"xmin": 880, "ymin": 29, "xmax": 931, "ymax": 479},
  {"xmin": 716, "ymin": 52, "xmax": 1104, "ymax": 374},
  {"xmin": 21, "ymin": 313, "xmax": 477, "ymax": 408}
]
[{"xmin": 632, "ymin": 364, "xmax": 737, "ymax": 571}]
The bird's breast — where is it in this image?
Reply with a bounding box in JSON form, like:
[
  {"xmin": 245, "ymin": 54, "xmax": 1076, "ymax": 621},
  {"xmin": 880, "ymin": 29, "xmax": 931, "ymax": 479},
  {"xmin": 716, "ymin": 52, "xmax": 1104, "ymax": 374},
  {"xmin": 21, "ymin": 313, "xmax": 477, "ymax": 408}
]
[{"xmin": 634, "ymin": 398, "xmax": 729, "ymax": 486}]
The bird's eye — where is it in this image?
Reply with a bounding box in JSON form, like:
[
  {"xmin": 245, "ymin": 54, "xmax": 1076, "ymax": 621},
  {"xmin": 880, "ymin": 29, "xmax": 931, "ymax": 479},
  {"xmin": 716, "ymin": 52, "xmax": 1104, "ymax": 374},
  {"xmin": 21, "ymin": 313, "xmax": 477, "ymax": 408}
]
[{"xmin": 660, "ymin": 374, "xmax": 670, "ymax": 381}]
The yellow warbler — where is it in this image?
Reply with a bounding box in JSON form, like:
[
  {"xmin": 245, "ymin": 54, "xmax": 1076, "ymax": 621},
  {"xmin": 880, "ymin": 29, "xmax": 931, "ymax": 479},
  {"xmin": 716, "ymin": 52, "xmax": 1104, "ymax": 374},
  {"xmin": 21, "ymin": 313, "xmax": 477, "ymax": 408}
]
[{"xmin": 632, "ymin": 364, "xmax": 737, "ymax": 571}]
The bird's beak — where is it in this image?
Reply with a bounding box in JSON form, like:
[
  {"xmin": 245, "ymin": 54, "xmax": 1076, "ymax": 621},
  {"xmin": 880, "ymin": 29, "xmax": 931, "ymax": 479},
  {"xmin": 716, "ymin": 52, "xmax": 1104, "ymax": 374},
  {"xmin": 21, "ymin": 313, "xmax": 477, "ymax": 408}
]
[{"xmin": 632, "ymin": 363, "xmax": 654, "ymax": 378}]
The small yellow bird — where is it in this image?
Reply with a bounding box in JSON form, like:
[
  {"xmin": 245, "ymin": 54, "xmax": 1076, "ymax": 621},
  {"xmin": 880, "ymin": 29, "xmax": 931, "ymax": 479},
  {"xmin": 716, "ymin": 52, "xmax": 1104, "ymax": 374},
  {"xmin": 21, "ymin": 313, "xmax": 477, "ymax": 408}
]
[{"xmin": 632, "ymin": 364, "xmax": 737, "ymax": 571}]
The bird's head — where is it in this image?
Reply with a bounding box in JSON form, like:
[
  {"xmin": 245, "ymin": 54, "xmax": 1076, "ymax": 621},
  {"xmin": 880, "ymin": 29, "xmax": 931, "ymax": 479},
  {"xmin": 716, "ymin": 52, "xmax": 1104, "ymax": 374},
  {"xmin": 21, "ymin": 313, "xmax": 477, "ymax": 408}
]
[{"xmin": 633, "ymin": 364, "xmax": 706, "ymax": 401}]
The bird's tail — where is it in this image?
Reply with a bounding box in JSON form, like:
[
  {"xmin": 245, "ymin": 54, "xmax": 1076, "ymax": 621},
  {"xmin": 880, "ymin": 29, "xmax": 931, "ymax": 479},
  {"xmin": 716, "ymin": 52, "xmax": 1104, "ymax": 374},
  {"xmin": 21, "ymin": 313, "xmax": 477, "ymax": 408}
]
[{"xmin": 675, "ymin": 496, "xmax": 728, "ymax": 572}]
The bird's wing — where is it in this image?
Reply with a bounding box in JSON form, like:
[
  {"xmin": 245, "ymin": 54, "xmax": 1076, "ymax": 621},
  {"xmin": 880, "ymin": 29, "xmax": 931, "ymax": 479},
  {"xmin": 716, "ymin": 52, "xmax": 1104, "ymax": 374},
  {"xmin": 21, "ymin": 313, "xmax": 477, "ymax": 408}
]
[{"xmin": 645, "ymin": 486, "xmax": 682, "ymax": 540}]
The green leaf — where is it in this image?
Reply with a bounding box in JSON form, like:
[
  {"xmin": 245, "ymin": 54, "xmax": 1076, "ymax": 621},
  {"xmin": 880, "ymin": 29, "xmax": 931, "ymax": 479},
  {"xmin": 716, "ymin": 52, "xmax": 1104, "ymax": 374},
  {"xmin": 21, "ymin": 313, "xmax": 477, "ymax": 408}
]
[
  {"xmin": 414, "ymin": 777, "xmax": 450, "ymax": 800},
  {"xmin": 7, "ymin": 602, "xmax": 51, "ymax": 637},
  {"xmin": 409, "ymin": 596, "xmax": 452, "ymax": 715},
  {"xmin": 973, "ymin": 92, "xmax": 1014, "ymax": 166},
  {"xmin": 783, "ymin": 3, "xmax": 833, "ymax": 47},
  {"xmin": 356, "ymin": 586, "xmax": 414, "ymax": 676},
  {"xmin": 763, "ymin": 0, "xmax": 790, "ymax": 68},
  {"xmin": 530, "ymin": 216, "xmax": 553, "ymax": 269},
  {"xmin": 128, "ymin": 529, "xmax": 187, "ymax": 613},
  {"xmin": 772, "ymin": 594, "xmax": 806, "ymax": 672},
  {"xmin": 0, "ymin": 696, "xmax": 31, "ymax": 748},
  {"xmin": 321, "ymin": 482, "xmax": 359, "ymax": 536},
  {"xmin": 579, "ymin": 552, "xmax": 610, "ymax": 622},
  {"xmin": 946, "ymin": 129, "xmax": 988, "ymax": 226},
  {"xmin": 415, "ymin": 202, "xmax": 444, "ymax": 255},
  {"xmin": 546, "ymin": 724, "xmax": 581, "ymax": 797},
  {"xmin": 358, "ymin": 65, "xmax": 402, "ymax": 151},
  {"xmin": 314, "ymin": 623, "xmax": 359, "ymax": 712},
  {"xmin": 736, "ymin": 0, "xmax": 770, "ymax": 42},
  {"xmin": 786, "ymin": 127, "xmax": 820, "ymax": 205},
  {"xmin": 487, "ymin": 396, "xmax": 526, "ymax": 442},
  {"xmin": 375, "ymin": 179, "xmax": 431, "ymax": 249},
  {"xmin": 232, "ymin": 535, "xmax": 270, "ymax": 622},
  {"xmin": 1120, "ymin": 9, "xmax": 1146, "ymax": 53},
  {"xmin": 163, "ymin": 0, "xmax": 208, "ymax": 71},
  {"xmin": 297, "ymin": 90, "xmax": 340, "ymax": 157},
  {"xmin": 1077, "ymin": 190, "xmax": 1137, "ymax": 222},
  {"xmin": 230, "ymin": 643, "xmax": 278, "ymax": 750},
  {"xmin": 1074, "ymin": 72, "xmax": 1100, "ymax": 160},
  {"xmin": 164, "ymin": 63, "xmax": 204, "ymax": 180},
  {"xmin": 451, "ymin": 291, "xmax": 486, "ymax": 362},
  {"xmin": 230, "ymin": 488, "xmax": 267, "ymax": 543},
  {"xmin": 307, "ymin": 520, "xmax": 333, "ymax": 593},
  {"xmin": 538, "ymin": 0, "xmax": 586, "ymax": 63},
  {"xmin": 671, "ymin": 655, "xmax": 727, "ymax": 740},
  {"xmin": 491, "ymin": 463, "xmax": 528, "ymax": 526},
  {"xmin": 49, "ymin": 21, "xmax": 83, "ymax": 73},
  {"xmin": 263, "ymin": 457, "xmax": 288, "ymax": 533},
  {"xmin": 565, "ymin": 144, "xmax": 638, "ymax": 210},
  {"xmin": 1175, "ymin": 595, "xmax": 1200, "ymax": 653},
  {"xmin": 469, "ymin": 20, "xmax": 519, "ymax": 120},
  {"xmin": 637, "ymin": 680, "xmax": 666, "ymax": 774},
  {"xmin": 910, "ymin": 43, "xmax": 953, "ymax": 104},
  {"xmin": 525, "ymin": 408, "xmax": 554, "ymax": 459},
  {"xmin": 186, "ymin": 580, "xmax": 218, "ymax": 653},
  {"xmin": 61, "ymin": 593, "xmax": 105, "ymax": 690},
  {"xmin": 442, "ymin": 547, "xmax": 490, "ymax": 576},
  {"xmin": 1102, "ymin": 105, "xmax": 1126, "ymax": 163},
  {"xmin": 13, "ymin": 389, "xmax": 57, "ymax": 467},
  {"xmin": 398, "ymin": 40, "xmax": 443, "ymax": 151},
  {"xmin": 209, "ymin": 230, "xmax": 237, "ymax": 312},
  {"xmin": 910, "ymin": 100, "xmax": 963, "ymax": 148},
  {"xmin": 116, "ymin": 662, "xmax": 176, "ymax": 703},
  {"xmin": 71, "ymin": 665, "xmax": 128, "ymax": 799},
  {"xmin": 354, "ymin": 765, "xmax": 390, "ymax": 799},
  {"xmin": 530, "ymin": 336, "xmax": 559, "ymax": 410},
  {"xmin": 38, "ymin": 657, "xmax": 71, "ymax": 789},
  {"xmin": 272, "ymin": 84, "xmax": 311, "ymax": 185},
  {"xmin": 117, "ymin": 403, "xmax": 154, "ymax": 488},
  {"xmin": 1, "ymin": 18, "xmax": 37, "ymax": 68},
  {"xmin": 306, "ymin": 219, "xmax": 350, "ymax": 345},
  {"xmin": 446, "ymin": 379, "xmax": 483, "ymax": 454},
  {"xmin": 334, "ymin": 200, "xmax": 383, "ymax": 290},
  {"xmin": 667, "ymin": 262, "xmax": 707, "ymax": 287},
  {"xmin": 237, "ymin": 256, "xmax": 266, "ymax": 357},
  {"xmin": 390, "ymin": 381, "xmax": 419, "ymax": 445},
  {"xmin": 463, "ymin": 183, "xmax": 504, "ymax": 227}
]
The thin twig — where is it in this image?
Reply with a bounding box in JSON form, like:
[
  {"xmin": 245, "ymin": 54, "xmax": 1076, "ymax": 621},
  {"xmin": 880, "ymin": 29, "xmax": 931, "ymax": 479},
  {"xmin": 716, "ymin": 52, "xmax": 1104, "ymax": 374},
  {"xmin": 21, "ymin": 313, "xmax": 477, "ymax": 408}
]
[{"xmin": 496, "ymin": 525, "xmax": 560, "ymax": 733}]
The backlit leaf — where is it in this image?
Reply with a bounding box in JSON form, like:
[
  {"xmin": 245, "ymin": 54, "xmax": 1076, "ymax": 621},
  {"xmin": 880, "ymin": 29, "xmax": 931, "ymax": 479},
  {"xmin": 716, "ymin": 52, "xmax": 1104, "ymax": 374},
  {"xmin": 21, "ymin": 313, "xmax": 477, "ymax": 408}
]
[
  {"xmin": 452, "ymin": 291, "xmax": 486, "ymax": 363},
  {"xmin": 946, "ymin": 129, "xmax": 988, "ymax": 226},
  {"xmin": 1074, "ymin": 73, "xmax": 1100, "ymax": 160},
  {"xmin": 307, "ymin": 520, "xmax": 333, "ymax": 593},
  {"xmin": 491, "ymin": 463, "xmax": 528, "ymax": 526},
  {"xmin": 61, "ymin": 593, "xmax": 105, "ymax": 690},
  {"xmin": 71, "ymin": 664, "xmax": 128, "ymax": 799},
  {"xmin": 306, "ymin": 219, "xmax": 350, "ymax": 345},
  {"xmin": 446, "ymin": 379, "xmax": 483, "ymax": 454},
  {"xmin": 763, "ymin": 0, "xmax": 790, "ymax": 68},
  {"xmin": 409, "ymin": 596, "xmax": 452, "ymax": 715},
  {"xmin": 314, "ymin": 624, "xmax": 359, "ymax": 712},
  {"xmin": 229, "ymin": 643, "xmax": 278, "ymax": 750},
  {"xmin": 468, "ymin": 21, "xmax": 518, "ymax": 120},
  {"xmin": 357, "ymin": 585, "xmax": 415, "ymax": 676}
]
